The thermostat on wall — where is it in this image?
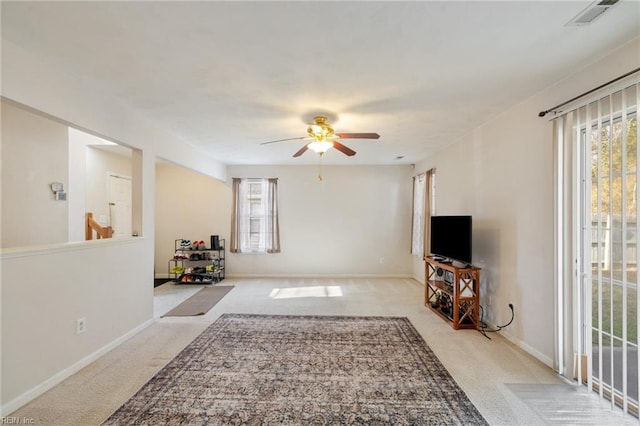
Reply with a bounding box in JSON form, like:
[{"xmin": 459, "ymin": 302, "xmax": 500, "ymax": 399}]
[{"xmin": 50, "ymin": 182, "xmax": 67, "ymax": 201}]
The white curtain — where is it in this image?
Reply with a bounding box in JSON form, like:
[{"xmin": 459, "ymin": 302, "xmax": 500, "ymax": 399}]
[
  {"xmin": 263, "ymin": 178, "xmax": 280, "ymax": 253},
  {"xmin": 412, "ymin": 173, "xmax": 426, "ymax": 256},
  {"xmin": 236, "ymin": 178, "xmax": 251, "ymax": 252}
]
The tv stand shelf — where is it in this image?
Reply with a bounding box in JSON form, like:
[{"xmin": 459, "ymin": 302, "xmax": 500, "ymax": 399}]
[{"xmin": 424, "ymin": 257, "xmax": 481, "ymax": 330}]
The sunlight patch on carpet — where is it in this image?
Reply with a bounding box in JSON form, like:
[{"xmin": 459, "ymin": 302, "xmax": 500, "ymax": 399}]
[{"xmin": 269, "ymin": 285, "xmax": 343, "ymax": 299}]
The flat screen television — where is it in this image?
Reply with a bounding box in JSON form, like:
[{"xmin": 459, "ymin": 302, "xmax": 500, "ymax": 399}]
[{"xmin": 430, "ymin": 215, "xmax": 472, "ymax": 264}]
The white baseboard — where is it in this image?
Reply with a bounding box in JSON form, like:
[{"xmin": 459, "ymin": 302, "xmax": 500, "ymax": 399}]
[
  {"xmin": 479, "ymin": 320, "xmax": 554, "ymax": 368},
  {"xmin": 502, "ymin": 331, "xmax": 554, "ymax": 368},
  {"xmin": 226, "ymin": 273, "xmax": 414, "ymax": 279},
  {"xmin": 0, "ymin": 318, "xmax": 155, "ymax": 416}
]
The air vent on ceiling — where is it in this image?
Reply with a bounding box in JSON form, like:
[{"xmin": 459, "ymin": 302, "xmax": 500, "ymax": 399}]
[{"xmin": 567, "ymin": 0, "xmax": 619, "ymax": 26}]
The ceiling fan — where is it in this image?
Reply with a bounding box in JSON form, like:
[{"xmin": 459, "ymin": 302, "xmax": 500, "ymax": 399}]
[{"xmin": 260, "ymin": 116, "xmax": 380, "ymax": 157}]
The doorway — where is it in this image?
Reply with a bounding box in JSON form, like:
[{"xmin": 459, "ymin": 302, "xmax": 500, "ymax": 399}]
[{"xmin": 108, "ymin": 173, "xmax": 132, "ymax": 237}]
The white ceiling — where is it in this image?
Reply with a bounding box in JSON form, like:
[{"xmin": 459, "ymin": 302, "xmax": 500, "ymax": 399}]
[{"xmin": 2, "ymin": 1, "xmax": 639, "ymax": 165}]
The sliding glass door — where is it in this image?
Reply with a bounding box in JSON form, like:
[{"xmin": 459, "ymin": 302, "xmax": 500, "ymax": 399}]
[{"xmin": 581, "ymin": 85, "xmax": 638, "ymax": 414}]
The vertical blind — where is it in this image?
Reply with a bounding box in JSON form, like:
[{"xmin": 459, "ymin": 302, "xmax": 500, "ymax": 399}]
[{"xmin": 554, "ymin": 78, "xmax": 639, "ymax": 416}]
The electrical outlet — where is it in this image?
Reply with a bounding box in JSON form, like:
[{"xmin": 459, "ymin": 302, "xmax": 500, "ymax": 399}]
[
  {"xmin": 76, "ymin": 317, "xmax": 86, "ymax": 335},
  {"xmin": 509, "ymin": 303, "xmax": 514, "ymax": 310},
  {"xmin": 379, "ymin": 257, "xmax": 385, "ymax": 265}
]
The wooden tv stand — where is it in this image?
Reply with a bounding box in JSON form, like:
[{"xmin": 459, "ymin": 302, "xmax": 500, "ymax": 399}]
[{"xmin": 424, "ymin": 257, "xmax": 481, "ymax": 330}]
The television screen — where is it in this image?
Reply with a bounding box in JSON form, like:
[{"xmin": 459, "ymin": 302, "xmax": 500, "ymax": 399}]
[{"xmin": 430, "ymin": 215, "xmax": 472, "ymax": 264}]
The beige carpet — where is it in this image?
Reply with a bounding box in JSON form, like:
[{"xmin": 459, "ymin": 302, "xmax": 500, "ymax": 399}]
[
  {"xmin": 8, "ymin": 278, "xmax": 635, "ymax": 425},
  {"xmin": 161, "ymin": 285, "xmax": 234, "ymax": 317}
]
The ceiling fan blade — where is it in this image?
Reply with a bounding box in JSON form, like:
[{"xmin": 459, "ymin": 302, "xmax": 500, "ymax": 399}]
[
  {"xmin": 332, "ymin": 141, "xmax": 356, "ymax": 156},
  {"xmin": 293, "ymin": 144, "xmax": 309, "ymax": 157},
  {"xmin": 335, "ymin": 132, "xmax": 380, "ymax": 139},
  {"xmin": 260, "ymin": 136, "xmax": 306, "ymax": 145}
]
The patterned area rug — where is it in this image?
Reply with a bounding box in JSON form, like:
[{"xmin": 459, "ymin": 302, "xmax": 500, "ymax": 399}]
[{"xmin": 103, "ymin": 314, "xmax": 487, "ymax": 425}]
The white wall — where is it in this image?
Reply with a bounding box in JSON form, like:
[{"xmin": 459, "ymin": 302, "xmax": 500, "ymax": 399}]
[
  {"xmin": 1, "ymin": 40, "xmax": 227, "ymax": 183},
  {"xmin": 154, "ymin": 161, "xmax": 231, "ymax": 277},
  {"xmin": 0, "ymin": 39, "xmax": 224, "ymax": 414},
  {"xmin": 1, "ymin": 240, "xmax": 151, "ymax": 406},
  {"xmin": 1, "ymin": 101, "xmax": 69, "ymax": 248},
  {"xmin": 227, "ymin": 165, "xmax": 414, "ymax": 277},
  {"xmin": 413, "ymin": 38, "xmax": 640, "ymax": 366},
  {"xmin": 155, "ymin": 163, "xmax": 414, "ymax": 278},
  {"xmin": 68, "ymin": 129, "xmax": 87, "ymax": 242}
]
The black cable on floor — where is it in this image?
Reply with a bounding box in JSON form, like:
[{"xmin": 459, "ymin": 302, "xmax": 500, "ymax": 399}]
[{"xmin": 478, "ymin": 304, "xmax": 514, "ymax": 340}]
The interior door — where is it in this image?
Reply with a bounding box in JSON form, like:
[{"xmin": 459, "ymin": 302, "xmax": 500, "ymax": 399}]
[{"xmin": 108, "ymin": 173, "xmax": 132, "ymax": 238}]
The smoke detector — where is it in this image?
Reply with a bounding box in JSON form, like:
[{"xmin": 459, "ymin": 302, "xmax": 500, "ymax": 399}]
[{"xmin": 567, "ymin": 0, "xmax": 619, "ymax": 26}]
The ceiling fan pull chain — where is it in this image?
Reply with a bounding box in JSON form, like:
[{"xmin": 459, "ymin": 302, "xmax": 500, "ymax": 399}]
[{"xmin": 318, "ymin": 154, "xmax": 323, "ymax": 181}]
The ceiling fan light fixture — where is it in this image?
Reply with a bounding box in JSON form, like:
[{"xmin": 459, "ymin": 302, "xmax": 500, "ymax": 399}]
[
  {"xmin": 309, "ymin": 124, "xmax": 323, "ymax": 135},
  {"xmin": 307, "ymin": 116, "xmax": 335, "ymax": 139},
  {"xmin": 307, "ymin": 139, "xmax": 334, "ymax": 154},
  {"xmin": 261, "ymin": 114, "xmax": 378, "ymax": 158}
]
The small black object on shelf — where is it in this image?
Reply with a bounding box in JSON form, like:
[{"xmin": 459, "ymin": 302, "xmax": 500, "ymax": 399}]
[{"xmin": 211, "ymin": 235, "xmax": 221, "ymax": 250}]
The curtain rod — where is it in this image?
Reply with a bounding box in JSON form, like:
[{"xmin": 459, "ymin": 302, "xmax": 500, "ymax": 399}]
[
  {"xmin": 538, "ymin": 67, "xmax": 640, "ymax": 117},
  {"xmin": 231, "ymin": 177, "xmax": 278, "ymax": 181}
]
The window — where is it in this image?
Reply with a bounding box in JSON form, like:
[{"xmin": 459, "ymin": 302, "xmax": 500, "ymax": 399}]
[
  {"xmin": 230, "ymin": 178, "xmax": 280, "ymax": 253},
  {"xmin": 411, "ymin": 169, "xmax": 435, "ymax": 257}
]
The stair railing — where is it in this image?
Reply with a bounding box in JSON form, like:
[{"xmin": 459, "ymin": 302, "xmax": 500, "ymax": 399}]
[{"xmin": 85, "ymin": 212, "xmax": 113, "ymax": 240}]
